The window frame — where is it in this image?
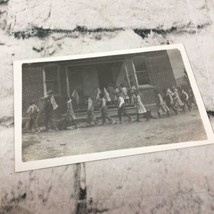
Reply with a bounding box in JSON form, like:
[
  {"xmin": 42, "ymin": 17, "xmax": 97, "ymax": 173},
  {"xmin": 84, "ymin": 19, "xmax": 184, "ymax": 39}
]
[
  {"xmin": 43, "ymin": 64, "xmax": 61, "ymax": 97},
  {"xmin": 132, "ymin": 57, "xmax": 152, "ymax": 86}
]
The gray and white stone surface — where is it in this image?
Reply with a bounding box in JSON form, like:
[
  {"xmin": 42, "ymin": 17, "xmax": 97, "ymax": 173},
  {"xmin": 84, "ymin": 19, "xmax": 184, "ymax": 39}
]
[{"xmin": 0, "ymin": 0, "xmax": 214, "ymax": 213}]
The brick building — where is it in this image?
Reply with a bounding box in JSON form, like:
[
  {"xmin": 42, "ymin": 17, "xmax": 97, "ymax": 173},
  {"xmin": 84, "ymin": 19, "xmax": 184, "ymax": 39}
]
[{"xmin": 22, "ymin": 50, "xmax": 176, "ymax": 116}]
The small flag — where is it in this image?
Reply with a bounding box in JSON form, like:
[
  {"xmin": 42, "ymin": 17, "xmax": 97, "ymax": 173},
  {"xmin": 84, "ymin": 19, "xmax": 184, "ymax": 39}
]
[
  {"xmin": 72, "ymin": 89, "xmax": 80, "ymax": 104},
  {"xmin": 104, "ymin": 87, "xmax": 111, "ymax": 102},
  {"xmin": 50, "ymin": 95, "xmax": 58, "ymax": 110},
  {"xmin": 96, "ymin": 88, "xmax": 101, "ymax": 100}
]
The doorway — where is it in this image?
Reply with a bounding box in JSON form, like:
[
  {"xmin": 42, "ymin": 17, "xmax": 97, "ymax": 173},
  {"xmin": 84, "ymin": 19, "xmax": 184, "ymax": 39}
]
[{"xmin": 97, "ymin": 62, "xmax": 122, "ymax": 90}]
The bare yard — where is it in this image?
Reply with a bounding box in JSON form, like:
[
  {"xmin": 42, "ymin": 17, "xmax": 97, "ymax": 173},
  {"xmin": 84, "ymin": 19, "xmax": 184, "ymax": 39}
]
[{"xmin": 22, "ymin": 109, "xmax": 206, "ymax": 162}]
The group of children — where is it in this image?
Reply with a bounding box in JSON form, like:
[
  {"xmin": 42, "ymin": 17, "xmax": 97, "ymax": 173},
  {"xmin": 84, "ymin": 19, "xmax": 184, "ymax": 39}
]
[
  {"xmin": 104, "ymin": 83, "xmax": 137, "ymax": 106},
  {"xmin": 84, "ymin": 89, "xmax": 149, "ymax": 127},
  {"xmin": 24, "ymin": 85, "xmax": 196, "ymax": 133},
  {"xmin": 155, "ymin": 86, "xmax": 196, "ymax": 118},
  {"xmin": 24, "ymin": 90, "xmax": 59, "ymax": 133}
]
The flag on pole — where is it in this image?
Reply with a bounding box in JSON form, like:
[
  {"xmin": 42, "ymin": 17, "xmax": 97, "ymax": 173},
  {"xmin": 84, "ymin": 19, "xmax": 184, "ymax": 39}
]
[
  {"xmin": 50, "ymin": 95, "xmax": 58, "ymax": 110},
  {"xmin": 72, "ymin": 89, "xmax": 80, "ymax": 104},
  {"xmin": 96, "ymin": 88, "xmax": 101, "ymax": 100},
  {"xmin": 104, "ymin": 87, "xmax": 111, "ymax": 102}
]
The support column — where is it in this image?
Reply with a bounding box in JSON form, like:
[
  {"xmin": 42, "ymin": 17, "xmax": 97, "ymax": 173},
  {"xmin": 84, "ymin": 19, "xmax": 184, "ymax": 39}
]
[
  {"xmin": 65, "ymin": 66, "xmax": 70, "ymax": 98},
  {"xmin": 57, "ymin": 65, "xmax": 61, "ymax": 96},
  {"xmin": 131, "ymin": 60, "xmax": 139, "ymax": 88},
  {"xmin": 124, "ymin": 64, "xmax": 131, "ymax": 87},
  {"xmin": 42, "ymin": 69, "xmax": 47, "ymax": 97}
]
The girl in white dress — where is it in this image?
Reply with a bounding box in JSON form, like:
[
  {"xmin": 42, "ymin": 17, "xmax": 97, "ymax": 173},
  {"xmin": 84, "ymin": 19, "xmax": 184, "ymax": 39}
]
[
  {"xmin": 155, "ymin": 90, "xmax": 169, "ymax": 118},
  {"xmin": 67, "ymin": 97, "xmax": 78, "ymax": 129},
  {"xmin": 87, "ymin": 96, "xmax": 97, "ymax": 126},
  {"xmin": 134, "ymin": 91, "xmax": 147, "ymax": 121},
  {"xmin": 172, "ymin": 86, "xmax": 185, "ymax": 111}
]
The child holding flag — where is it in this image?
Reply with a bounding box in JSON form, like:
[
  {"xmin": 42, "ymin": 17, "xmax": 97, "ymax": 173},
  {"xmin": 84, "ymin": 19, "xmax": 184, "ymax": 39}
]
[
  {"xmin": 100, "ymin": 93, "xmax": 115, "ymax": 125},
  {"xmin": 87, "ymin": 96, "xmax": 97, "ymax": 126},
  {"xmin": 66, "ymin": 96, "xmax": 78, "ymax": 129}
]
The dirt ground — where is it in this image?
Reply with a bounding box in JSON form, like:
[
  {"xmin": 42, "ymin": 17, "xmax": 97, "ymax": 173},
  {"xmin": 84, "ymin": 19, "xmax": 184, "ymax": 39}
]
[{"xmin": 22, "ymin": 109, "xmax": 207, "ymax": 162}]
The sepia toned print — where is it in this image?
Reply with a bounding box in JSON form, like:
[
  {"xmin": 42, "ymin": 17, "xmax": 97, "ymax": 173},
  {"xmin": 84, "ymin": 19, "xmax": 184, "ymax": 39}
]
[{"xmin": 14, "ymin": 44, "xmax": 214, "ymax": 171}]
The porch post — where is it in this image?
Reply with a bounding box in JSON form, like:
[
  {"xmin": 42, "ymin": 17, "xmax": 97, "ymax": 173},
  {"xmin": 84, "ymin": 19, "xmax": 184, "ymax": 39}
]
[
  {"xmin": 131, "ymin": 60, "xmax": 139, "ymax": 88},
  {"xmin": 65, "ymin": 66, "xmax": 70, "ymax": 98},
  {"xmin": 124, "ymin": 64, "xmax": 131, "ymax": 87},
  {"xmin": 57, "ymin": 65, "xmax": 61, "ymax": 96},
  {"xmin": 42, "ymin": 69, "xmax": 47, "ymax": 97}
]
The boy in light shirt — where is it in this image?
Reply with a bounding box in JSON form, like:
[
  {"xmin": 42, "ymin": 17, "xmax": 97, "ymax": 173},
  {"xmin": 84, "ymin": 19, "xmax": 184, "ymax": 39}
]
[
  {"xmin": 100, "ymin": 93, "xmax": 115, "ymax": 125},
  {"xmin": 25, "ymin": 101, "xmax": 40, "ymax": 133},
  {"xmin": 117, "ymin": 93, "xmax": 132, "ymax": 123},
  {"xmin": 120, "ymin": 84, "xmax": 129, "ymax": 105}
]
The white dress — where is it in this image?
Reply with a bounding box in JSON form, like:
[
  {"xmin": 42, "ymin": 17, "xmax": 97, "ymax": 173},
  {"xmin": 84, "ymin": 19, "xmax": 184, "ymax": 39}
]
[
  {"xmin": 104, "ymin": 87, "xmax": 111, "ymax": 102},
  {"xmin": 173, "ymin": 91, "xmax": 184, "ymax": 107},
  {"xmin": 50, "ymin": 95, "xmax": 58, "ymax": 110},
  {"xmin": 135, "ymin": 95, "xmax": 146, "ymax": 114},
  {"xmin": 157, "ymin": 94, "xmax": 169, "ymax": 113},
  {"xmin": 67, "ymin": 99, "xmax": 76, "ymax": 120}
]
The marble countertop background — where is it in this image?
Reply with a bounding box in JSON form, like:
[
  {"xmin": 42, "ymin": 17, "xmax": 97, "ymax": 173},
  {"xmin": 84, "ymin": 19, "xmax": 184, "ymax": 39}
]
[{"xmin": 0, "ymin": 0, "xmax": 214, "ymax": 213}]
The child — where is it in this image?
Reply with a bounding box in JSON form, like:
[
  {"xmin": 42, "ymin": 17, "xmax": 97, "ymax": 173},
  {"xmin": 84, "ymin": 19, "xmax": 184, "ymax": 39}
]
[
  {"xmin": 120, "ymin": 84, "xmax": 129, "ymax": 105},
  {"xmin": 155, "ymin": 90, "xmax": 169, "ymax": 118},
  {"xmin": 67, "ymin": 97, "xmax": 78, "ymax": 129},
  {"xmin": 188, "ymin": 89, "xmax": 196, "ymax": 107},
  {"xmin": 164, "ymin": 88, "xmax": 178, "ymax": 115},
  {"xmin": 48, "ymin": 90, "xmax": 58, "ymax": 110},
  {"xmin": 172, "ymin": 86, "xmax": 185, "ymax": 111},
  {"xmin": 117, "ymin": 93, "xmax": 132, "ymax": 123},
  {"xmin": 25, "ymin": 101, "xmax": 40, "ymax": 133},
  {"xmin": 113, "ymin": 86, "xmax": 120, "ymax": 106},
  {"xmin": 100, "ymin": 93, "xmax": 115, "ymax": 125},
  {"xmin": 104, "ymin": 87, "xmax": 111, "ymax": 104},
  {"xmin": 134, "ymin": 91, "xmax": 148, "ymax": 121},
  {"xmin": 43, "ymin": 96, "xmax": 58, "ymax": 131},
  {"xmin": 129, "ymin": 82, "xmax": 136, "ymax": 104},
  {"xmin": 87, "ymin": 96, "xmax": 97, "ymax": 126},
  {"xmin": 180, "ymin": 88, "xmax": 191, "ymax": 111},
  {"xmin": 43, "ymin": 91, "xmax": 59, "ymax": 131},
  {"xmin": 107, "ymin": 83, "xmax": 115, "ymax": 106}
]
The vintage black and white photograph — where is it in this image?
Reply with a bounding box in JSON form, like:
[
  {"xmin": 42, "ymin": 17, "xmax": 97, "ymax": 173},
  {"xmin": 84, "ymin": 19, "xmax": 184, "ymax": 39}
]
[{"xmin": 14, "ymin": 45, "xmax": 213, "ymax": 171}]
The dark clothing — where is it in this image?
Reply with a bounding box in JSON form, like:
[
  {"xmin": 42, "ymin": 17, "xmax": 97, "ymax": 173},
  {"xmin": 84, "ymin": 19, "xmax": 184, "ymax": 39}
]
[
  {"xmin": 30, "ymin": 117, "xmax": 39, "ymax": 131},
  {"xmin": 87, "ymin": 110, "xmax": 97, "ymax": 125},
  {"xmin": 44, "ymin": 98, "xmax": 53, "ymax": 114},
  {"xmin": 87, "ymin": 98, "xmax": 97, "ymax": 126},
  {"xmin": 165, "ymin": 93, "xmax": 178, "ymax": 114},
  {"xmin": 101, "ymin": 106, "xmax": 113, "ymax": 124},
  {"xmin": 165, "ymin": 93, "xmax": 172, "ymax": 106},
  {"xmin": 188, "ymin": 90, "xmax": 197, "ymax": 107},
  {"xmin": 118, "ymin": 103, "xmax": 131, "ymax": 123},
  {"xmin": 45, "ymin": 111, "xmax": 56, "ymax": 131},
  {"xmin": 44, "ymin": 98, "xmax": 57, "ymax": 130},
  {"xmin": 167, "ymin": 104, "xmax": 178, "ymax": 114},
  {"xmin": 100, "ymin": 98, "xmax": 114, "ymax": 125},
  {"xmin": 181, "ymin": 91, "xmax": 191, "ymax": 111}
]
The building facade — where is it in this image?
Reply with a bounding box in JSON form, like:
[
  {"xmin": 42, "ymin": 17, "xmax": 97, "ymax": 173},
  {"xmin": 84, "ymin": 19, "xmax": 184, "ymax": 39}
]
[{"xmin": 22, "ymin": 50, "xmax": 176, "ymax": 114}]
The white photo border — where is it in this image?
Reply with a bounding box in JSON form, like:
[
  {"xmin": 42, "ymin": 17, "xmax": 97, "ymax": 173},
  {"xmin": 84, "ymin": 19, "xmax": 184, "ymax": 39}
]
[{"xmin": 14, "ymin": 44, "xmax": 214, "ymax": 172}]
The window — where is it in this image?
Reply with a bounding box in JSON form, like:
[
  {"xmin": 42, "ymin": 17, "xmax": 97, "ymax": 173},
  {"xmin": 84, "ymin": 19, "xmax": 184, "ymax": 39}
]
[
  {"xmin": 45, "ymin": 65, "xmax": 60, "ymax": 95},
  {"xmin": 132, "ymin": 56, "xmax": 150, "ymax": 85}
]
